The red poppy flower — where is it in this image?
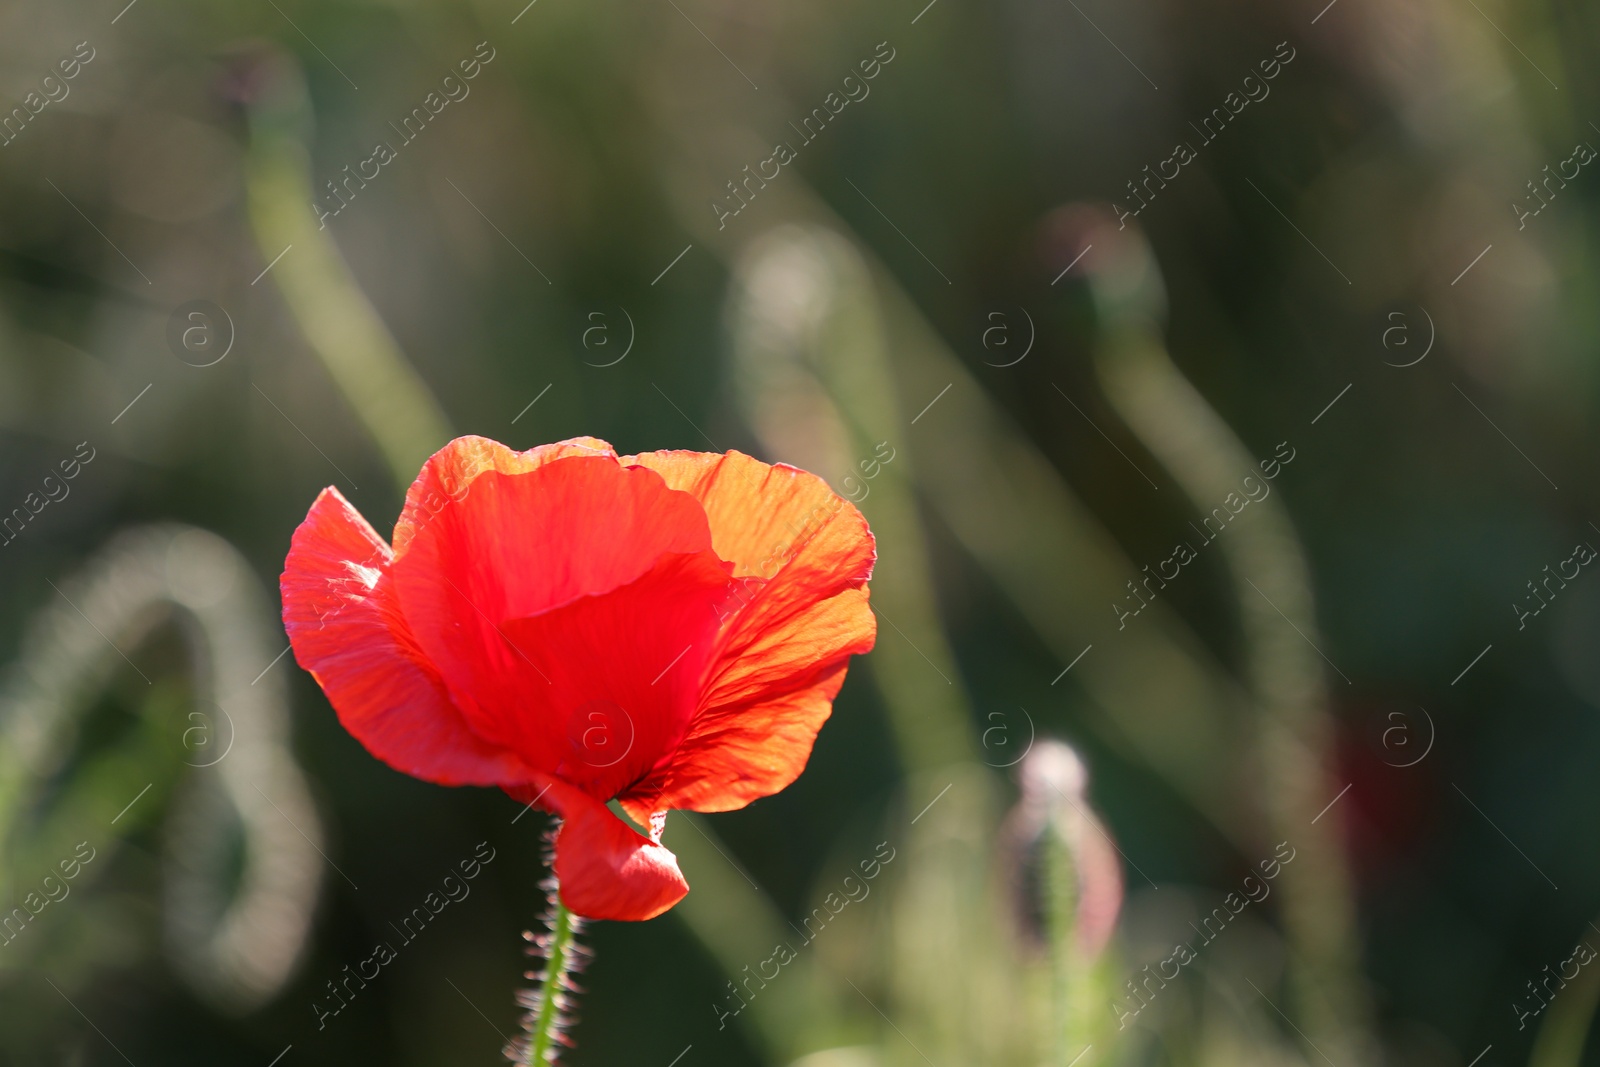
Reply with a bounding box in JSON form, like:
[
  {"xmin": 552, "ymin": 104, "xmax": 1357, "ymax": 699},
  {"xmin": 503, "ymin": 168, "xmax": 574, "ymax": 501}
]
[{"xmin": 280, "ymin": 436, "xmax": 876, "ymax": 921}]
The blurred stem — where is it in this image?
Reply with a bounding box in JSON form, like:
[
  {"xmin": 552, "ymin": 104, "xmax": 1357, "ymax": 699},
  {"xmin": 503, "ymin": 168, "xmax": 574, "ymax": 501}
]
[
  {"xmin": 1043, "ymin": 808, "xmax": 1083, "ymax": 1065},
  {"xmin": 524, "ymin": 896, "xmax": 577, "ymax": 1067},
  {"xmin": 669, "ymin": 812, "xmax": 846, "ymax": 1060},
  {"xmin": 0, "ymin": 687, "xmax": 178, "ymax": 924},
  {"xmin": 798, "ymin": 237, "xmax": 975, "ymax": 769},
  {"xmin": 727, "ymin": 229, "xmax": 975, "ymax": 773},
  {"xmin": 1527, "ymin": 930, "xmax": 1600, "ymax": 1067},
  {"xmin": 1091, "ymin": 319, "xmax": 1368, "ymax": 1063},
  {"xmin": 241, "ymin": 51, "xmax": 451, "ymax": 488}
]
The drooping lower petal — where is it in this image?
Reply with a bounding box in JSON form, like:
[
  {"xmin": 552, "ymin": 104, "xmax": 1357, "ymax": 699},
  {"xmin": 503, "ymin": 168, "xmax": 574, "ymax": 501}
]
[{"xmin": 510, "ymin": 778, "xmax": 689, "ymax": 922}]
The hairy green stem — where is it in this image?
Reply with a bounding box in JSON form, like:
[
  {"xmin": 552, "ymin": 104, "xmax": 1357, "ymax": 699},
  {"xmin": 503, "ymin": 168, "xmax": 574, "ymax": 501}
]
[{"xmin": 523, "ymin": 897, "xmax": 578, "ymax": 1067}]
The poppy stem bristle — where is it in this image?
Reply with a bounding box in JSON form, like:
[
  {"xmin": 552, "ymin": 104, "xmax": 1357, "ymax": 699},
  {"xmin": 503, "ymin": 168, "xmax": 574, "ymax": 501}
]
[{"xmin": 507, "ymin": 831, "xmax": 588, "ymax": 1066}]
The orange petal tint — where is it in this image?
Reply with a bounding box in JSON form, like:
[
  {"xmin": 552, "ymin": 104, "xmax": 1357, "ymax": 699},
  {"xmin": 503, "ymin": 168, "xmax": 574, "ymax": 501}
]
[{"xmin": 619, "ymin": 450, "xmax": 876, "ymax": 820}]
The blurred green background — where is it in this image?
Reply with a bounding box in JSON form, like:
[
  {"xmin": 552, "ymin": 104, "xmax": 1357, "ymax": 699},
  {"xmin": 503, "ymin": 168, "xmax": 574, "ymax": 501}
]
[{"xmin": 2, "ymin": 0, "xmax": 1599, "ymax": 1064}]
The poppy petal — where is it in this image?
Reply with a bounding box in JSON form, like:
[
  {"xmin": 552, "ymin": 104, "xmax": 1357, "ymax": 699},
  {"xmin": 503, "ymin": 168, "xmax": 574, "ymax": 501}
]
[
  {"xmin": 624, "ymin": 659, "xmax": 854, "ymax": 821},
  {"xmin": 281, "ymin": 487, "xmax": 535, "ymax": 786},
  {"xmin": 620, "ymin": 449, "xmax": 873, "ymax": 583},
  {"xmin": 390, "ymin": 455, "xmax": 731, "ymax": 787},
  {"xmin": 492, "ymin": 549, "xmax": 732, "ymax": 798},
  {"xmin": 393, "ymin": 435, "xmax": 615, "ymax": 558},
  {"xmin": 618, "ymin": 450, "xmax": 876, "ymax": 817},
  {"xmin": 509, "ymin": 778, "xmax": 689, "ymax": 921}
]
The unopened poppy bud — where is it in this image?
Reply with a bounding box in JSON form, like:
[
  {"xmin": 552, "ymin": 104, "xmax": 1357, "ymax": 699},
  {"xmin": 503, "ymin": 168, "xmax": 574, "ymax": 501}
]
[
  {"xmin": 1038, "ymin": 202, "xmax": 1167, "ymax": 328},
  {"xmin": 1000, "ymin": 740, "xmax": 1124, "ymax": 961}
]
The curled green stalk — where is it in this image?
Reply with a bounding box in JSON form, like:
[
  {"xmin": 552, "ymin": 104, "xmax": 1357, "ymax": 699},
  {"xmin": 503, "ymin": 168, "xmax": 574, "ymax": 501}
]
[{"xmin": 1081, "ymin": 215, "xmax": 1370, "ymax": 1064}]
